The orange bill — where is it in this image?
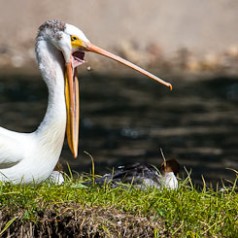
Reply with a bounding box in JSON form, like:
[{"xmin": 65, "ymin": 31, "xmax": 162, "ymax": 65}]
[
  {"xmin": 85, "ymin": 42, "xmax": 172, "ymax": 90},
  {"xmin": 65, "ymin": 63, "xmax": 79, "ymax": 158}
]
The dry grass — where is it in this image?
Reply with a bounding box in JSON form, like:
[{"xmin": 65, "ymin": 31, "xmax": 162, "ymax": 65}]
[
  {"xmin": 0, "ymin": 175, "xmax": 237, "ymax": 237},
  {"xmin": 0, "ymin": 203, "xmax": 166, "ymax": 238}
]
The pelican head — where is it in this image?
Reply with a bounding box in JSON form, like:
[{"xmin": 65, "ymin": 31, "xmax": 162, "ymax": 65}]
[{"xmin": 37, "ymin": 20, "xmax": 172, "ymax": 159}]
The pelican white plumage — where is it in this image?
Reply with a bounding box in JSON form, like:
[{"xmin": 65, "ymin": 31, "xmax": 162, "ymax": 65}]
[{"xmin": 0, "ymin": 20, "xmax": 172, "ymax": 184}]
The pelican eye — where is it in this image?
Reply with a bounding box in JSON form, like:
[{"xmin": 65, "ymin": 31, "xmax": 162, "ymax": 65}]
[
  {"xmin": 71, "ymin": 35, "xmax": 78, "ymax": 42},
  {"xmin": 70, "ymin": 35, "xmax": 84, "ymax": 48}
]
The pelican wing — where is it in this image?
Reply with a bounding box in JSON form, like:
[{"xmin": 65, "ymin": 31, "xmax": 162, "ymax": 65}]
[{"xmin": 0, "ymin": 127, "xmax": 25, "ymax": 168}]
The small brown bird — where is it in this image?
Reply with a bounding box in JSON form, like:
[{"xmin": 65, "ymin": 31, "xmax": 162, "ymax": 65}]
[{"xmin": 92, "ymin": 159, "xmax": 180, "ymax": 190}]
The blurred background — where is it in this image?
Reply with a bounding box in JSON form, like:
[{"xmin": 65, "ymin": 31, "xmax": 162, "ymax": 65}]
[{"xmin": 0, "ymin": 0, "xmax": 237, "ymax": 186}]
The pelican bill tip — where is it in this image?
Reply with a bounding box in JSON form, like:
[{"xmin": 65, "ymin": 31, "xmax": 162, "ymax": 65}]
[{"xmin": 169, "ymin": 84, "xmax": 173, "ymax": 91}]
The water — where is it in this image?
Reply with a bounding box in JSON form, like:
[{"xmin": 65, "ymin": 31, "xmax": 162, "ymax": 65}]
[{"xmin": 0, "ymin": 73, "xmax": 237, "ymax": 186}]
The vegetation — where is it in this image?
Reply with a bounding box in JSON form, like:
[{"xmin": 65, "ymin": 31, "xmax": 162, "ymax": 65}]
[{"xmin": 0, "ymin": 174, "xmax": 237, "ymax": 238}]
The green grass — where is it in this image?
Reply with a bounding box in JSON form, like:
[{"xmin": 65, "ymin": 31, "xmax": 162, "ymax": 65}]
[{"xmin": 0, "ymin": 175, "xmax": 237, "ymax": 237}]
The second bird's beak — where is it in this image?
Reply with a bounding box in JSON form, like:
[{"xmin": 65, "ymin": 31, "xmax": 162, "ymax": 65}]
[{"xmin": 65, "ymin": 39, "xmax": 173, "ymax": 159}]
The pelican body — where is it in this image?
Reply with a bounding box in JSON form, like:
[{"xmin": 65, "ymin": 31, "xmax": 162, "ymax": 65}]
[{"xmin": 0, "ymin": 20, "xmax": 172, "ymax": 184}]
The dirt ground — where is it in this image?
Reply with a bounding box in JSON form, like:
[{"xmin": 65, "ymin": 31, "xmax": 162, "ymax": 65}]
[{"xmin": 0, "ymin": 203, "xmax": 167, "ymax": 237}]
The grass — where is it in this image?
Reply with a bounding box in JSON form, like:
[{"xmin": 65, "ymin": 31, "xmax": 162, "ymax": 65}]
[{"xmin": 0, "ymin": 174, "xmax": 237, "ymax": 237}]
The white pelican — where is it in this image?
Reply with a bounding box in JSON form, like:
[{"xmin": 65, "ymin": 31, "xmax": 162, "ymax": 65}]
[{"xmin": 0, "ymin": 20, "xmax": 172, "ymax": 184}]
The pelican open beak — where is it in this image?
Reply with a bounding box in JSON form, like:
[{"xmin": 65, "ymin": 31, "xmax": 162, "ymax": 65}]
[
  {"xmin": 85, "ymin": 42, "xmax": 172, "ymax": 90},
  {"xmin": 65, "ymin": 40, "xmax": 173, "ymax": 159},
  {"xmin": 65, "ymin": 62, "xmax": 80, "ymax": 158}
]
